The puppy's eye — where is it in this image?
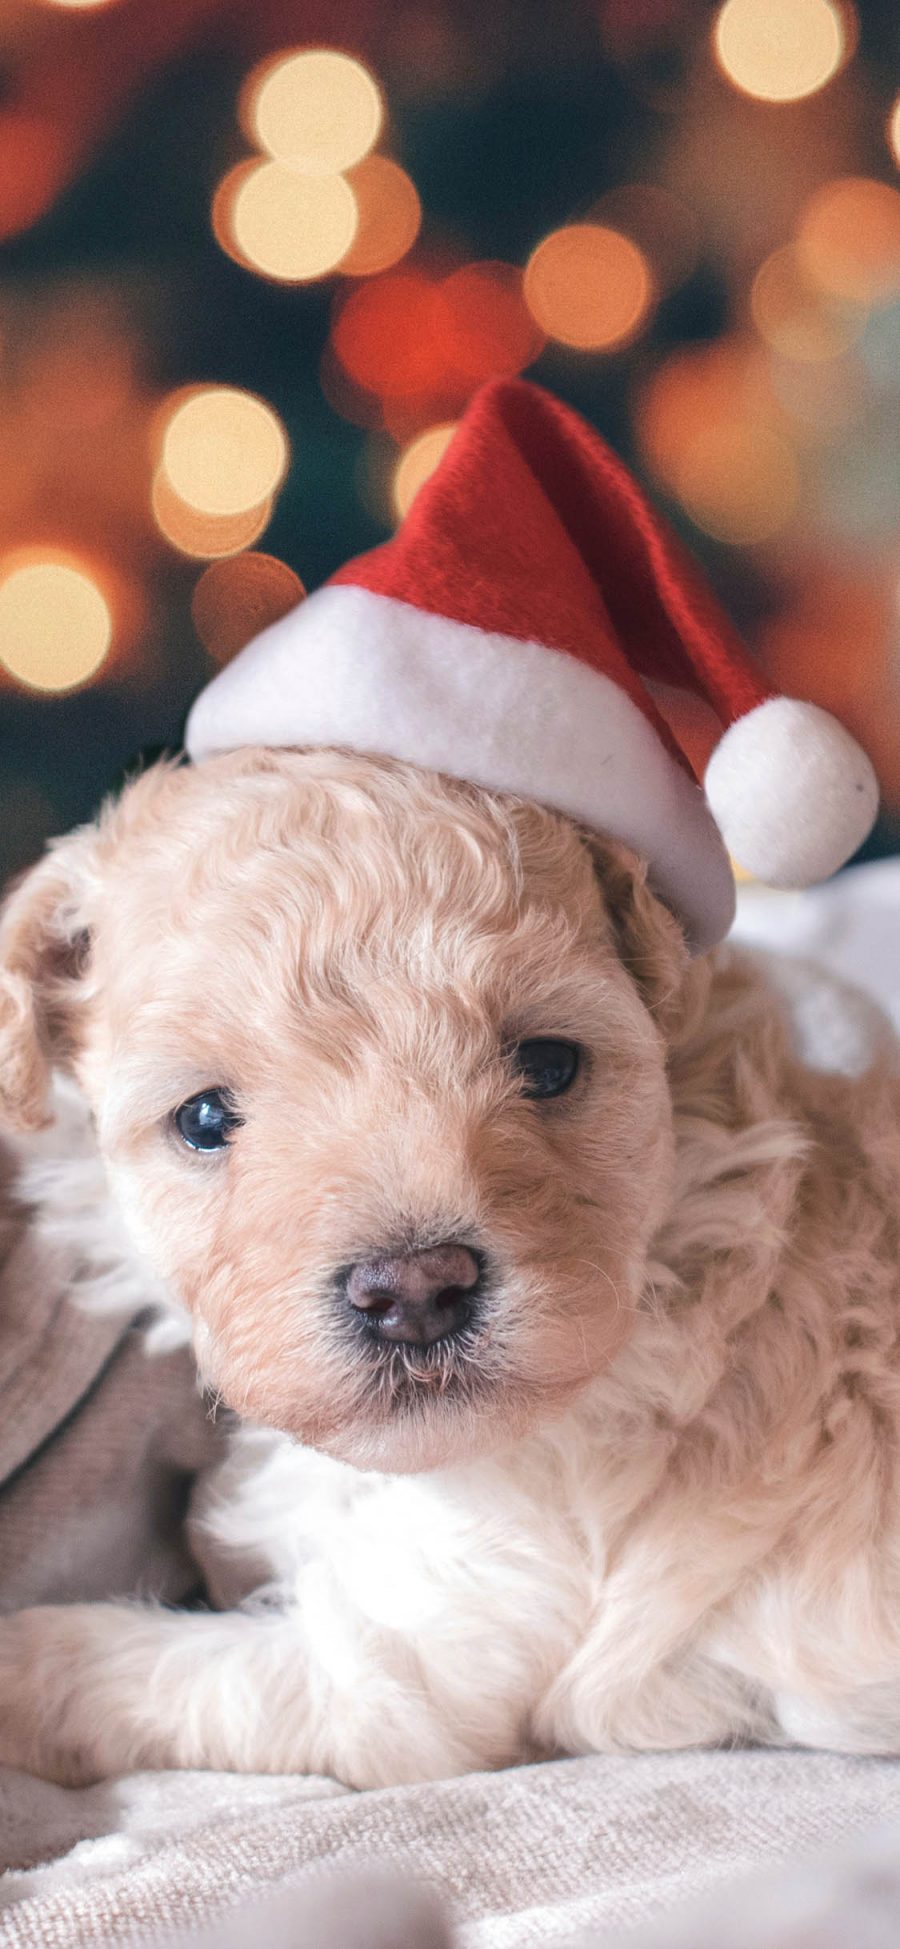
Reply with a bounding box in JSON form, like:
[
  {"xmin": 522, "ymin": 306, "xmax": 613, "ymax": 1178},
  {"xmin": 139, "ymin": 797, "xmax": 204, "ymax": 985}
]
[
  {"xmin": 173, "ymin": 1089, "xmax": 242, "ymax": 1152},
  {"xmin": 513, "ymin": 1039, "xmax": 580, "ymax": 1100}
]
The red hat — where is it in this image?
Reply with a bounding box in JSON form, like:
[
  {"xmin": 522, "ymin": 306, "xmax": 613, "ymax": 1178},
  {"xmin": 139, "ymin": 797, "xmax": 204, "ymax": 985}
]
[{"xmin": 186, "ymin": 378, "xmax": 878, "ymax": 952}]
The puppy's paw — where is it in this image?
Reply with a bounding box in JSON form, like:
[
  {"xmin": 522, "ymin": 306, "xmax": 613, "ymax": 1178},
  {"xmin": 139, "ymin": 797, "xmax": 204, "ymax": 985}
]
[{"xmin": 0, "ymin": 1605, "xmax": 120, "ymax": 1785}]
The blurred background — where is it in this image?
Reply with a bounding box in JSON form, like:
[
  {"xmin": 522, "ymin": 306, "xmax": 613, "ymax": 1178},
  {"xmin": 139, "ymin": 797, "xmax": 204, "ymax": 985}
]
[{"xmin": 1, "ymin": 0, "xmax": 899, "ymax": 885}]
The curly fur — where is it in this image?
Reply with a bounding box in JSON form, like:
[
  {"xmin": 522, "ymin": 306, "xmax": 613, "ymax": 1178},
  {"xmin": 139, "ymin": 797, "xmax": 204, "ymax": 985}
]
[{"xmin": 1, "ymin": 749, "xmax": 899, "ymax": 1787}]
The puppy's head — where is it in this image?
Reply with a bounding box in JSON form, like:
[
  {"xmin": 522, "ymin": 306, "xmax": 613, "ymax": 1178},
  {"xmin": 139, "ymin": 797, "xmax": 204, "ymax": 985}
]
[{"xmin": 0, "ymin": 750, "xmax": 691, "ymax": 1470}]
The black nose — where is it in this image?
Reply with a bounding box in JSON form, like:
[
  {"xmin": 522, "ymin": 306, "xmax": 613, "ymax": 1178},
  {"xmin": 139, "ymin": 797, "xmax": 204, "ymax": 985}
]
[{"xmin": 344, "ymin": 1243, "xmax": 481, "ymax": 1347}]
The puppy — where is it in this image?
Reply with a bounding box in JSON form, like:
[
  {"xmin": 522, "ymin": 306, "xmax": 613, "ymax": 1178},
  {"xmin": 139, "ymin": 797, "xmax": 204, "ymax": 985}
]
[{"xmin": 1, "ymin": 746, "xmax": 899, "ymax": 1787}]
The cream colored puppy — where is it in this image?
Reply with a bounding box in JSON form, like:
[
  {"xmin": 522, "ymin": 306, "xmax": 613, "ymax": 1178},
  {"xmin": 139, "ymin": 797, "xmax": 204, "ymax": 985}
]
[{"xmin": 1, "ymin": 747, "xmax": 900, "ymax": 1787}]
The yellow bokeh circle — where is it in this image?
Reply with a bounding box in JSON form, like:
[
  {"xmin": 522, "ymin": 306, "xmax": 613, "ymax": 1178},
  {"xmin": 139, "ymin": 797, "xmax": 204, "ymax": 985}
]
[
  {"xmin": 229, "ymin": 161, "xmax": 358, "ymax": 283},
  {"xmin": 244, "ymin": 49, "xmax": 383, "ymax": 175},
  {"xmin": 0, "ymin": 558, "xmax": 112, "ymax": 693},
  {"xmin": 713, "ymin": 0, "xmax": 846, "ymax": 104},
  {"xmin": 151, "ymin": 471, "xmax": 274, "ymax": 560},
  {"xmin": 889, "ymin": 96, "xmax": 900, "ymax": 168},
  {"xmin": 159, "ymin": 387, "xmax": 289, "ymax": 518},
  {"xmin": 392, "ymin": 423, "xmax": 457, "ymax": 521}
]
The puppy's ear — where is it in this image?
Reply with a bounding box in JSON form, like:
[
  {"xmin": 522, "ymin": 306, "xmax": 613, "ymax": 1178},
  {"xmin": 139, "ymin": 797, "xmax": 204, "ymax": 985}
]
[
  {"xmin": 0, "ymin": 830, "xmax": 98, "ymax": 1130},
  {"xmin": 585, "ymin": 832, "xmax": 692, "ymax": 1042}
]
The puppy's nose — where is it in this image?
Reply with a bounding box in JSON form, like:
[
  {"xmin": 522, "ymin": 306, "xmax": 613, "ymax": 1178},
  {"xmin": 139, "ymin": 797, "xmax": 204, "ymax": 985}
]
[{"xmin": 345, "ymin": 1243, "xmax": 481, "ymax": 1347}]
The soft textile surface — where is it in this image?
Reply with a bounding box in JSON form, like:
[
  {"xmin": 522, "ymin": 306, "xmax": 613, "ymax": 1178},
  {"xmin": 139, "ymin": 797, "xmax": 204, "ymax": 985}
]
[
  {"xmin": 2, "ymin": 858, "xmax": 900, "ymax": 1948},
  {"xmin": 3, "ymin": 1751, "xmax": 900, "ymax": 1949},
  {"xmin": 165, "ymin": 1874, "xmax": 454, "ymax": 1949},
  {"xmin": 0, "ymin": 1307, "xmax": 217, "ymax": 1615},
  {"xmin": 146, "ymin": 1820, "xmax": 900, "ymax": 1949},
  {"xmin": 601, "ymin": 1815, "xmax": 900, "ymax": 1949},
  {"xmin": 0, "ymin": 1082, "xmax": 223, "ymax": 1613}
]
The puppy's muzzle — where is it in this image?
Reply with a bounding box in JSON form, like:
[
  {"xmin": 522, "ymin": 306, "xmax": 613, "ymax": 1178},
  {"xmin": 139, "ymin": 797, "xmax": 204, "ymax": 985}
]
[{"xmin": 344, "ymin": 1243, "xmax": 482, "ymax": 1348}]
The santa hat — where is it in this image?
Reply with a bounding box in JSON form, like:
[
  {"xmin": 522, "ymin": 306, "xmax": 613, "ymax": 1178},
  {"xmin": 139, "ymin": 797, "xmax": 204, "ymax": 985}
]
[{"xmin": 185, "ymin": 377, "xmax": 878, "ymax": 953}]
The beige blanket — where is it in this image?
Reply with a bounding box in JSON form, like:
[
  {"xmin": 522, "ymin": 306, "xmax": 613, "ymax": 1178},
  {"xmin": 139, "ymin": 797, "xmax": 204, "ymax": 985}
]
[
  {"xmin": 0, "ymin": 1111, "xmax": 222, "ymax": 1613},
  {"xmin": 3, "ymin": 1749, "xmax": 900, "ymax": 1947}
]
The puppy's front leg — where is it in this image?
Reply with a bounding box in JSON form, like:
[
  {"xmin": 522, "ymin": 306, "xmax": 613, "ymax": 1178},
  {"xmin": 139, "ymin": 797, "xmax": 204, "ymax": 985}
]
[
  {"xmin": 0, "ymin": 1604, "xmax": 308, "ymax": 1785},
  {"xmin": 0, "ymin": 1602, "xmax": 476, "ymax": 1787}
]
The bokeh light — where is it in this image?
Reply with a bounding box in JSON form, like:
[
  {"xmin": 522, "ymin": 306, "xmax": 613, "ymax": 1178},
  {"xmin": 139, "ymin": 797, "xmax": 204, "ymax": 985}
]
[
  {"xmin": 159, "ymin": 387, "xmax": 288, "ymax": 518},
  {"xmin": 674, "ymin": 422, "xmax": 799, "ymax": 544},
  {"xmin": 212, "ymin": 160, "xmax": 263, "ymax": 270},
  {"xmin": 751, "ymin": 244, "xmax": 865, "ymax": 361},
  {"xmin": 0, "ymin": 556, "xmax": 112, "ymax": 693},
  {"xmin": 340, "ymin": 156, "xmax": 422, "ymax": 276},
  {"xmin": 332, "ymin": 261, "xmax": 544, "ymax": 409},
  {"xmin": 0, "ymin": 114, "xmax": 67, "ymax": 243},
  {"xmin": 0, "ymin": 416, "xmax": 40, "ymax": 526},
  {"xmin": 713, "ymin": 0, "xmax": 847, "ymax": 104},
  {"xmin": 243, "ymin": 49, "xmax": 383, "ymax": 176},
  {"xmin": 191, "ymin": 554, "xmax": 305, "ymax": 664},
  {"xmin": 636, "ymin": 339, "xmax": 778, "ymax": 488},
  {"xmin": 797, "ymin": 178, "xmax": 900, "ymax": 304},
  {"xmin": 442, "ymin": 262, "xmax": 544, "ymax": 379},
  {"xmin": 332, "ymin": 273, "xmax": 451, "ymax": 396},
  {"xmin": 889, "ymin": 96, "xmax": 900, "ymax": 169},
  {"xmin": 768, "ymin": 351, "xmax": 863, "ymax": 437},
  {"xmin": 23, "ymin": 340, "xmax": 132, "ymax": 433},
  {"xmin": 151, "ymin": 471, "xmax": 273, "ymax": 560},
  {"xmin": 523, "ymin": 225, "xmax": 653, "ymax": 351},
  {"xmin": 392, "ymin": 423, "xmax": 457, "ymax": 520},
  {"xmin": 224, "ymin": 161, "xmax": 358, "ymax": 283}
]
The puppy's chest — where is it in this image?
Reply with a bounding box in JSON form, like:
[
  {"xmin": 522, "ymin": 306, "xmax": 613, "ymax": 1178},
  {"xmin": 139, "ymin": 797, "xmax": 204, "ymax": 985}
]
[{"xmin": 207, "ymin": 1424, "xmax": 645, "ymax": 1653}]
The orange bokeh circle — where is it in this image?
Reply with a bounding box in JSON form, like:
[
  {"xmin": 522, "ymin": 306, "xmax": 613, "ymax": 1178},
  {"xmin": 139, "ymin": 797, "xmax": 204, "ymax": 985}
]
[
  {"xmin": 341, "ymin": 156, "xmax": 422, "ymax": 277},
  {"xmin": 797, "ymin": 177, "xmax": 900, "ymax": 304},
  {"xmin": 192, "ymin": 553, "xmax": 305, "ymax": 662},
  {"xmin": 524, "ymin": 224, "xmax": 653, "ymax": 351},
  {"xmin": 152, "ymin": 471, "xmax": 274, "ymax": 559}
]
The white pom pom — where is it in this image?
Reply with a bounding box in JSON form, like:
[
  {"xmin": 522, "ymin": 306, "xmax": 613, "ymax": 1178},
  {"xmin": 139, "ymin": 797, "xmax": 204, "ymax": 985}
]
[{"xmin": 704, "ymin": 698, "xmax": 879, "ymax": 887}]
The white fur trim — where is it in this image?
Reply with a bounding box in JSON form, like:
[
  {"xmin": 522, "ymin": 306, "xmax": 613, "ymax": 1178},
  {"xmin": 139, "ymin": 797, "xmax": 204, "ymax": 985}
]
[
  {"xmin": 186, "ymin": 584, "xmax": 735, "ymax": 951},
  {"xmin": 705, "ymin": 698, "xmax": 879, "ymax": 889}
]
